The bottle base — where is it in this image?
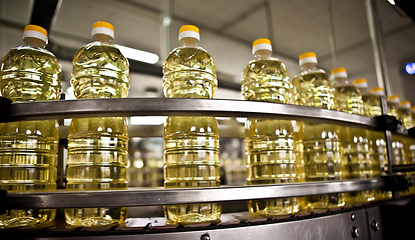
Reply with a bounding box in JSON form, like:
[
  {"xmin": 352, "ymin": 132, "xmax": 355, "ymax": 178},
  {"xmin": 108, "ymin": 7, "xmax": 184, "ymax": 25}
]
[
  {"xmin": 248, "ymin": 198, "xmax": 300, "ymax": 216},
  {"xmin": 0, "ymin": 209, "xmax": 56, "ymax": 228},
  {"xmin": 65, "ymin": 207, "xmax": 127, "ymax": 227},
  {"xmin": 164, "ymin": 203, "xmax": 222, "ymax": 225}
]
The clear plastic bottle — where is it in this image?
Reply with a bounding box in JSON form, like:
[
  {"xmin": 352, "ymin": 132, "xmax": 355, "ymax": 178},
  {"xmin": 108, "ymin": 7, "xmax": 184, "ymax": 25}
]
[
  {"xmin": 411, "ymin": 106, "xmax": 415, "ymax": 127},
  {"xmin": 65, "ymin": 21, "xmax": 129, "ymax": 227},
  {"xmin": 397, "ymin": 101, "xmax": 415, "ymax": 194},
  {"xmin": 360, "ymin": 87, "xmax": 388, "ymax": 199},
  {"xmin": 242, "ymin": 38, "xmax": 299, "ymax": 216},
  {"xmin": 0, "ymin": 25, "xmax": 61, "ymax": 228},
  {"xmin": 163, "ymin": 25, "xmax": 221, "ymax": 225},
  {"xmin": 291, "ymin": 52, "xmax": 343, "ymax": 209},
  {"xmin": 387, "ymin": 96, "xmax": 405, "ymax": 166},
  {"xmin": 398, "ymin": 101, "xmax": 413, "ymax": 130},
  {"xmin": 346, "ymin": 79, "xmax": 380, "ymax": 203}
]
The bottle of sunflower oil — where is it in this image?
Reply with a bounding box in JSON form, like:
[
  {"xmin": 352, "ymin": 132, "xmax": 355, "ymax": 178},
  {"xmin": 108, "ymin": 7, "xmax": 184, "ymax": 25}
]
[
  {"xmin": 411, "ymin": 106, "xmax": 415, "ymax": 127},
  {"xmin": 0, "ymin": 25, "xmax": 61, "ymax": 228},
  {"xmin": 361, "ymin": 87, "xmax": 390, "ymax": 199},
  {"xmin": 397, "ymin": 101, "xmax": 415, "ymax": 194},
  {"xmin": 387, "ymin": 95, "xmax": 405, "ymax": 166},
  {"xmin": 333, "ymin": 73, "xmax": 369, "ymax": 205},
  {"xmin": 348, "ymin": 79, "xmax": 381, "ymax": 203},
  {"xmin": 65, "ymin": 21, "xmax": 129, "ymax": 227},
  {"xmin": 163, "ymin": 25, "xmax": 220, "ymax": 225},
  {"xmin": 398, "ymin": 101, "xmax": 413, "ymax": 130},
  {"xmin": 242, "ymin": 38, "xmax": 298, "ymax": 216},
  {"xmin": 291, "ymin": 52, "xmax": 343, "ymax": 209}
]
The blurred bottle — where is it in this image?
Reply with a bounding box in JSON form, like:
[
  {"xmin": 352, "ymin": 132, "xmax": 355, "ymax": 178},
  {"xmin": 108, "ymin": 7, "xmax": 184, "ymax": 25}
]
[
  {"xmin": 411, "ymin": 106, "xmax": 415, "ymax": 127},
  {"xmin": 397, "ymin": 101, "xmax": 415, "ymax": 194},
  {"xmin": 65, "ymin": 21, "xmax": 129, "ymax": 227},
  {"xmin": 0, "ymin": 25, "xmax": 61, "ymax": 228},
  {"xmin": 387, "ymin": 96, "xmax": 405, "ymax": 166},
  {"xmin": 398, "ymin": 101, "xmax": 413, "ymax": 130},
  {"xmin": 163, "ymin": 25, "xmax": 221, "ymax": 225},
  {"xmin": 351, "ymin": 79, "xmax": 382, "ymax": 202},
  {"xmin": 291, "ymin": 52, "xmax": 343, "ymax": 209},
  {"xmin": 242, "ymin": 38, "xmax": 299, "ymax": 216}
]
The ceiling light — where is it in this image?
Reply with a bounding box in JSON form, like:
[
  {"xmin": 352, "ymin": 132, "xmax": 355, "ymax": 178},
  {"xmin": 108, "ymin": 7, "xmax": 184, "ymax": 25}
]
[
  {"xmin": 405, "ymin": 62, "xmax": 415, "ymax": 75},
  {"xmin": 130, "ymin": 116, "xmax": 167, "ymax": 125},
  {"xmin": 115, "ymin": 44, "xmax": 159, "ymax": 64},
  {"xmin": 387, "ymin": 0, "xmax": 395, "ymax": 5}
]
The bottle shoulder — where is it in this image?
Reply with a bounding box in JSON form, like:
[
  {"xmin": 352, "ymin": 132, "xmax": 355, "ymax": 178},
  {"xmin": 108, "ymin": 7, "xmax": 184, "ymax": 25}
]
[
  {"xmin": 73, "ymin": 41, "xmax": 129, "ymax": 67},
  {"xmin": 1, "ymin": 45, "xmax": 61, "ymax": 72},
  {"xmin": 163, "ymin": 46, "xmax": 216, "ymax": 73},
  {"xmin": 244, "ymin": 57, "xmax": 288, "ymax": 73},
  {"xmin": 292, "ymin": 68, "xmax": 328, "ymax": 82}
]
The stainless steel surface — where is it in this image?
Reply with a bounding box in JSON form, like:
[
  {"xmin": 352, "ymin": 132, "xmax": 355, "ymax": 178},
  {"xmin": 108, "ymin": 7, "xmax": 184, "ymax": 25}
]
[
  {"xmin": 6, "ymin": 98, "xmax": 377, "ymax": 128},
  {"xmin": 366, "ymin": 207, "xmax": 383, "ymax": 240},
  {"xmin": 27, "ymin": 209, "xmax": 370, "ymax": 240},
  {"xmin": 365, "ymin": 0, "xmax": 392, "ymax": 96},
  {"xmin": 3, "ymin": 179, "xmax": 384, "ymax": 209}
]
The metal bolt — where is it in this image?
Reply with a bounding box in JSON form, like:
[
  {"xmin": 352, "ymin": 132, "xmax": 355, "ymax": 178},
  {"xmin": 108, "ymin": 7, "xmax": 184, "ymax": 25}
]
[
  {"xmin": 352, "ymin": 226, "xmax": 360, "ymax": 238},
  {"xmin": 371, "ymin": 221, "xmax": 379, "ymax": 231},
  {"xmin": 351, "ymin": 213, "xmax": 356, "ymax": 221},
  {"xmin": 201, "ymin": 233, "xmax": 211, "ymax": 240}
]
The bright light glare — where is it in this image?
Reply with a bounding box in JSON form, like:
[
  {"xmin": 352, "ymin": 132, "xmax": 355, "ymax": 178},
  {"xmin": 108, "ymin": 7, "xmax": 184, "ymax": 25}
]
[
  {"xmin": 130, "ymin": 116, "xmax": 167, "ymax": 125},
  {"xmin": 216, "ymin": 117, "xmax": 231, "ymax": 120},
  {"xmin": 387, "ymin": 0, "xmax": 395, "ymax": 5},
  {"xmin": 236, "ymin": 117, "xmax": 247, "ymax": 124},
  {"xmin": 115, "ymin": 44, "xmax": 159, "ymax": 64},
  {"xmin": 405, "ymin": 62, "xmax": 415, "ymax": 75}
]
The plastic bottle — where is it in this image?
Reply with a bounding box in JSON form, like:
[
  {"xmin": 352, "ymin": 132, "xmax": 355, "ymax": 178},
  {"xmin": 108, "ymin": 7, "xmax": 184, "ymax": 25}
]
[
  {"xmin": 398, "ymin": 101, "xmax": 413, "ymax": 129},
  {"xmin": 0, "ymin": 25, "xmax": 61, "ymax": 228},
  {"xmin": 65, "ymin": 21, "xmax": 129, "ymax": 227},
  {"xmin": 242, "ymin": 38, "xmax": 299, "ymax": 216},
  {"xmin": 163, "ymin": 25, "xmax": 221, "ymax": 225},
  {"xmin": 291, "ymin": 52, "xmax": 343, "ymax": 209},
  {"xmin": 411, "ymin": 106, "xmax": 415, "ymax": 127},
  {"xmin": 387, "ymin": 96, "xmax": 405, "ymax": 166}
]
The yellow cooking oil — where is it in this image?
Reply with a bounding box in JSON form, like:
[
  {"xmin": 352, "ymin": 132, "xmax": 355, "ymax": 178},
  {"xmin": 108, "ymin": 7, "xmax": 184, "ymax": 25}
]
[
  {"xmin": 387, "ymin": 96, "xmax": 406, "ymax": 165},
  {"xmin": 397, "ymin": 101, "xmax": 415, "ymax": 195},
  {"xmin": 162, "ymin": 25, "xmax": 221, "ymax": 225},
  {"xmin": 242, "ymin": 38, "xmax": 299, "ymax": 216},
  {"xmin": 361, "ymin": 87, "xmax": 388, "ymax": 200},
  {"xmin": 335, "ymin": 77, "xmax": 373, "ymax": 205},
  {"xmin": 0, "ymin": 25, "xmax": 61, "ymax": 228},
  {"xmin": 65, "ymin": 22, "xmax": 130, "ymax": 227},
  {"xmin": 291, "ymin": 52, "xmax": 343, "ymax": 209}
]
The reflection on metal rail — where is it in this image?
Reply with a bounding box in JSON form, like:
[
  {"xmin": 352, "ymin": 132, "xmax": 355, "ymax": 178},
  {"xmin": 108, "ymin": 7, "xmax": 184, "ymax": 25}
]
[
  {"xmin": 2, "ymin": 179, "xmax": 383, "ymax": 209},
  {"xmin": 3, "ymin": 98, "xmax": 377, "ymax": 128}
]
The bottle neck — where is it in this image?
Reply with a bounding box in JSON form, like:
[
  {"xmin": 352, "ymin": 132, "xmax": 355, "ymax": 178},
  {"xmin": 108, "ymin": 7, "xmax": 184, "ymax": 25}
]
[
  {"xmin": 254, "ymin": 49, "xmax": 272, "ymax": 60},
  {"xmin": 179, "ymin": 37, "xmax": 199, "ymax": 47},
  {"xmin": 92, "ymin": 34, "xmax": 114, "ymax": 44},
  {"xmin": 23, "ymin": 37, "xmax": 46, "ymax": 48},
  {"xmin": 300, "ymin": 62, "xmax": 317, "ymax": 71}
]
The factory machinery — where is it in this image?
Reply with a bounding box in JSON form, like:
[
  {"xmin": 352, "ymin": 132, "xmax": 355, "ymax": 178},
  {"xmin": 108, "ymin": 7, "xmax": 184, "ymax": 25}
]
[{"xmin": 1, "ymin": 97, "xmax": 415, "ymax": 240}]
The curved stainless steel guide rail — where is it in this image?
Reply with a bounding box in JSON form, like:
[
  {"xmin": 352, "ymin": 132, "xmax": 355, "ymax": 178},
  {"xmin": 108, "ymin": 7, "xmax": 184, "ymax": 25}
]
[
  {"xmin": 4, "ymin": 98, "xmax": 377, "ymax": 128},
  {"xmin": 2, "ymin": 179, "xmax": 384, "ymax": 209}
]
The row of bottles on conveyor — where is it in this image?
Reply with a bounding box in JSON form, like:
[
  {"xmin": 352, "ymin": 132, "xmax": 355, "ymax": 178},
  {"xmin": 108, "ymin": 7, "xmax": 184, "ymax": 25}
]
[{"xmin": 1, "ymin": 22, "xmax": 415, "ymax": 229}]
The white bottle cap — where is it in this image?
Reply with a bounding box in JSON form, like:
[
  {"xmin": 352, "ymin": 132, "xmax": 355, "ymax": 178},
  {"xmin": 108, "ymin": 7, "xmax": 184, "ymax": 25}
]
[
  {"xmin": 179, "ymin": 25, "xmax": 200, "ymax": 41},
  {"xmin": 92, "ymin": 21, "xmax": 114, "ymax": 38},
  {"xmin": 399, "ymin": 100, "xmax": 411, "ymax": 110},
  {"xmin": 331, "ymin": 67, "xmax": 347, "ymax": 80},
  {"xmin": 252, "ymin": 38, "xmax": 272, "ymax": 55},
  {"xmin": 387, "ymin": 95, "xmax": 400, "ymax": 104},
  {"xmin": 299, "ymin": 52, "xmax": 317, "ymax": 66},
  {"xmin": 370, "ymin": 87, "xmax": 384, "ymax": 97},
  {"xmin": 23, "ymin": 25, "xmax": 48, "ymax": 43},
  {"xmin": 352, "ymin": 78, "xmax": 368, "ymax": 89}
]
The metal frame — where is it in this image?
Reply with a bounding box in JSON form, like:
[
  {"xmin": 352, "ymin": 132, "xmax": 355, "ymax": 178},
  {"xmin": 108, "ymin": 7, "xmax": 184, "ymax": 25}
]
[
  {"xmin": 3, "ymin": 179, "xmax": 383, "ymax": 209},
  {"xmin": 4, "ymin": 98, "xmax": 377, "ymax": 128}
]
